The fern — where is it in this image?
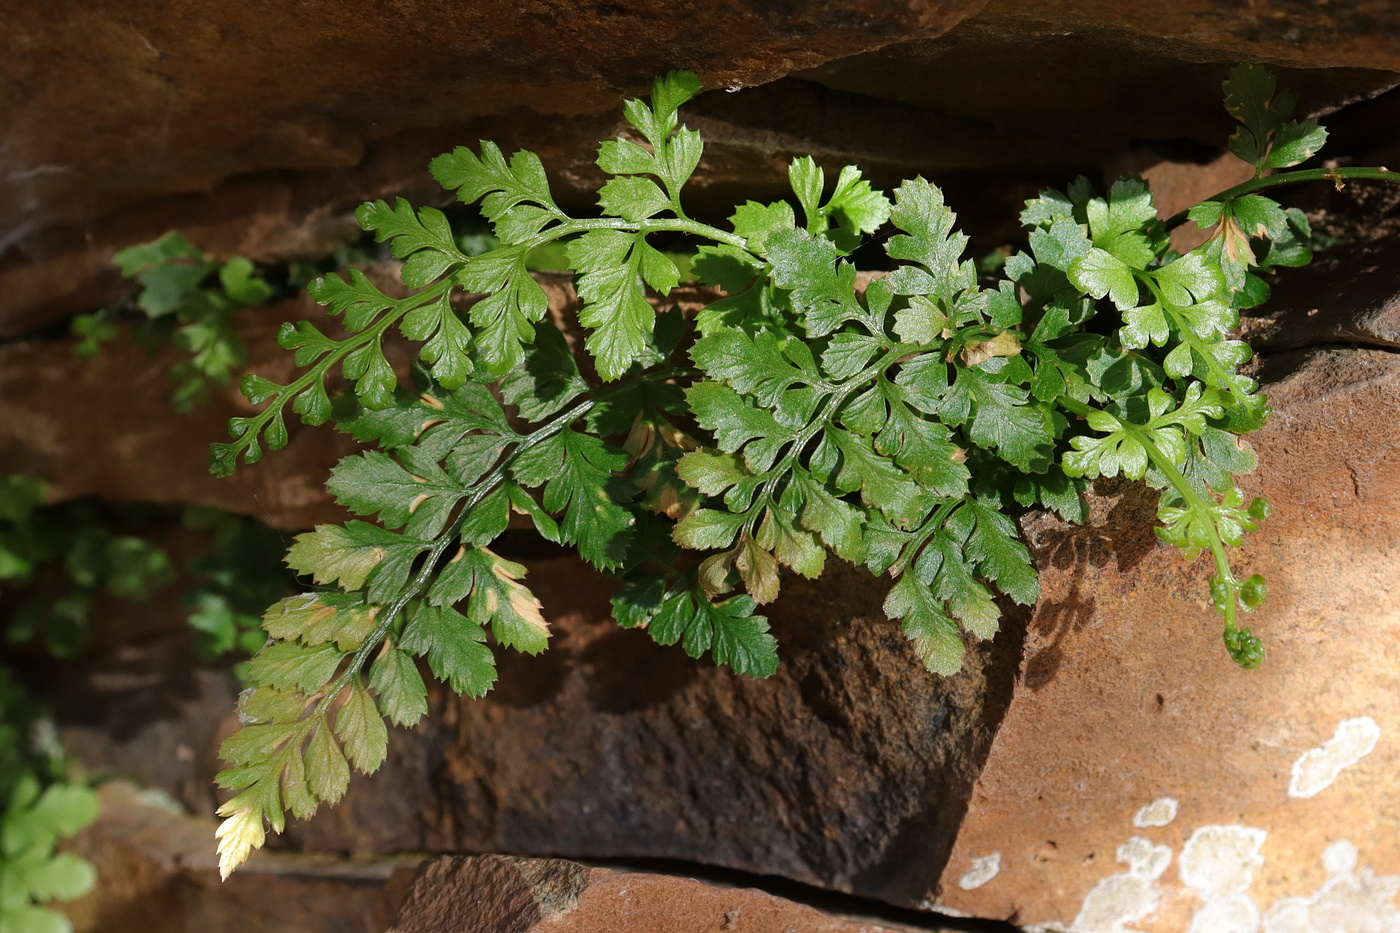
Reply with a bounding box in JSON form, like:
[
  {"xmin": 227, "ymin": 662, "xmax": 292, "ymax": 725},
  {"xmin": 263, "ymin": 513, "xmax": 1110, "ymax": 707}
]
[{"xmin": 207, "ymin": 65, "xmax": 1400, "ymax": 877}]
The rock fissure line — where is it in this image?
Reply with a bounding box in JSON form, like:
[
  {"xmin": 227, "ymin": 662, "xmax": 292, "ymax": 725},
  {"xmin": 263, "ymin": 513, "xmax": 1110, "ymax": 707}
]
[{"xmin": 491, "ymin": 853, "xmax": 1026, "ymax": 933}]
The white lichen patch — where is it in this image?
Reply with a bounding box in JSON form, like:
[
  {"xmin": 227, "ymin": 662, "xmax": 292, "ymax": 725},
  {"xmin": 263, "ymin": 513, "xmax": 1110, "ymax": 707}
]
[
  {"xmin": 1120, "ymin": 837, "xmax": 1173, "ymax": 881},
  {"xmin": 1180, "ymin": 825, "xmax": 1268, "ymax": 900},
  {"xmin": 1322, "ymin": 841, "xmax": 1358, "ymax": 876},
  {"xmin": 1039, "ymin": 736, "xmax": 1400, "ymax": 933},
  {"xmin": 1289, "ymin": 716, "xmax": 1380, "ymax": 799},
  {"xmin": 1187, "ymin": 895, "xmax": 1260, "ymax": 933},
  {"xmin": 1263, "ymin": 840, "xmax": 1400, "ymax": 933},
  {"xmin": 958, "ymin": 852, "xmax": 1001, "ymax": 890},
  {"xmin": 1133, "ymin": 798, "xmax": 1179, "ymax": 828},
  {"xmin": 1071, "ymin": 874, "xmax": 1161, "ymax": 933},
  {"xmin": 1069, "ymin": 837, "xmax": 1172, "ymax": 933}
]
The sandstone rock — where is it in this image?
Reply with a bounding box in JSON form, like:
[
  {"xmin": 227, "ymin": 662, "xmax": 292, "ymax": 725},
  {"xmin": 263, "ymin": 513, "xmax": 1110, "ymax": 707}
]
[
  {"xmin": 0, "ymin": 298, "xmax": 359, "ymax": 530},
  {"xmin": 0, "ymin": 0, "xmax": 985, "ymax": 332},
  {"xmin": 7, "ymin": 1, "xmax": 1400, "ymax": 335},
  {"xmin": 63, "ymin": 780, "xmax": 420, "ymax": 933},
  {"xmin": 387, "ymin": 854, "xmax": 952, "ymax": 933},
  {"xmin": 1251, "ymin": 212, "xmax": 1400, "ymax": 356},
  {"xmin": 269, "ymin": 555, "xmax": 1022, "ymax": 905},
  {"xmin": 2, "ymin": 0, "xmax": 987, "ymax": 235},
  {"xmin": 929, "ymin": 348, "xmax": 1400, "ymax": 929}
]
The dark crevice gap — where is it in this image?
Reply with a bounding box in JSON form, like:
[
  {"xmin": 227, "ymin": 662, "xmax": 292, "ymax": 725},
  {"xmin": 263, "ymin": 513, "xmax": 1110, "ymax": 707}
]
[
  {"xmin": 527, "ymin": 852, "xmax": 1024, "ymax": 932},
  {"xmin": 845, "ymin": 598, "xmax": 1031, "ymax": 906}
]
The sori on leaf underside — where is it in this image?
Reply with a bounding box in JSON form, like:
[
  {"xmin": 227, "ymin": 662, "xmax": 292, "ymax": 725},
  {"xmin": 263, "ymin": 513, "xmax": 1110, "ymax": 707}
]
[{"xmin": 206, "ymin": 64, "xmax": 1400, "ymax": 878}]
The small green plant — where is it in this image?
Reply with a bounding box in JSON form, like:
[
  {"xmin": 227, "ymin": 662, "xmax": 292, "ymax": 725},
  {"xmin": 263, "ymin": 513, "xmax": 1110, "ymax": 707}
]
[
  {"xmin": 0, "ymin": 670, "xmax": 98, "ymax": 933},
  {"xmin": 0, "ymin": 483, "xmax": 294, "ymax": 927},
  {"xmin": 73, "ymin": 233, "xmax": 274, "ymax": 411},
  {"xmin": 0, "ymin": 479, "xmax": 292, "ymax": 665},
  {"xmin": 0, "ymin": 477, "xmax": 174, "ymax": 659},
  {"xmin": 181, "ymin": 507, "xmax": 295, "ymax": 667},
  {"xmin": 205, "ymin": 65, "xmax": 1398, "ymax": 877}
]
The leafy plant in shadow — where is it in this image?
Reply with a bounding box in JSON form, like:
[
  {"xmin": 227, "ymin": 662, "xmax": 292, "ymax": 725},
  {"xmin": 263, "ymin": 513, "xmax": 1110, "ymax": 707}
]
[{"xmin": 73, "ymin": 233, "xmax": 274, "ymax": 412}]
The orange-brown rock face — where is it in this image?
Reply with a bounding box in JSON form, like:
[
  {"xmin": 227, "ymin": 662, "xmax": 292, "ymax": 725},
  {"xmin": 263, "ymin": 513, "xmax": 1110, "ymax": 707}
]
[
  {"xmin": 0, "ymin": 0, "xmax": 986, "ymax": 333},
  {"xmin": 932, "ymin": 348, "xmax": 1400, "ymax": 929}
]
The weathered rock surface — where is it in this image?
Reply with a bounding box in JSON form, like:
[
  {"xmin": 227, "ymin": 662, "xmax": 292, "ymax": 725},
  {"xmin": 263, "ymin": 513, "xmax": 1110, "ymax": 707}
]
[
  {"xmin": 0, "ymin": 0, "xmax": 984, "ymax": 333},
  {"xmin": 3, "ymin": 0, "xmax": 986, "ymax": 232},
  {"xmin": 64, "ymin": 780, "xmax": 420, "ymax": 933},
  {"xmin": 7, "ymin": 1, "xmax": 1400, "ymax": 334},
  {"xmin": 389, "ymin": 855, "xmax": 960, "ymax": 933},
  {"xmin": 930, "ymin": 348, "xmax": 1400, "ymax": 929},
  {"xmin": 805, "ymin": 1, "xmax": 1400, "ymax": 147},
  {"xmin": 0, "ymin": 298, "xmax": 356, "ymax": 529},
  {"xmin": 1252, "ymin": 228, "xmax": 1400, "ymax": 355}
]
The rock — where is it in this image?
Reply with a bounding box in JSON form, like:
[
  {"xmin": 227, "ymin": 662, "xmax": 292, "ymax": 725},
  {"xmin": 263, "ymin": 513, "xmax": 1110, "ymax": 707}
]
[
  {"xmin": 1251, "ymin": 209, "xmax": 1400, "ymax": 356},
  {"xmin": 930, "ymin": 348, "xmax": 1400, "ymax": 929},
  {"xmin": 0, "ymin": 296, "xmax": 359, "ymax": 529},
  {"xmin": 271, "ymin": 555, "xmax": 1023, "ymax": 906},
  {"xmin": 63, "ymin": 780, "xmax": 420, "ymax": 933},
  {"xmin": 387, "ymin": 854, "xmax": 953, "ymax": 933},
  {"xmin": 0, "ymin": 0, "xmax": 985, "ymax": 333},
  {"xmin": 2, "ymin": 0, "xmax": 987, "ymax": 235},
  {"xmin": 805, "ymin": 1, "xmax": 1400, "ymax": 148},
  {"xmin": 7, "ymin": 1, "xmax": 1400, "ymax": 334}
]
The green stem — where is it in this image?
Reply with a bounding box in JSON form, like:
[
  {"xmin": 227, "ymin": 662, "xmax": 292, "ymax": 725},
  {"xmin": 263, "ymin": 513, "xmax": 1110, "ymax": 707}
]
[
  {"xmin": 1164, "ymin": 165, "xmax": 1400, "ymax": 229},
  {"xmin": 217, "ymin": 277, "xmax": 457, "ymax": 474},
  {"xmin": 527, "ymin": 216, "xmax": 750, "ymax": 252},
  {"xmin": 1055, "ymin": 396, "xmax": 1094, "ymax": 419},
  {"xmin": 1116, "ymin": 419, "xmax": 1261, "ymax": 668},
  {"xmin": 1136, "ymin": 275, "xmax": 1251, "ymax": 405},
  {"xmin": 888, "ymin": 497, "xmax": 964, "ymax": 581},
  {"xmin": 1058, "ymin": 393, "xmax": 1262, "ymax": 667}
]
